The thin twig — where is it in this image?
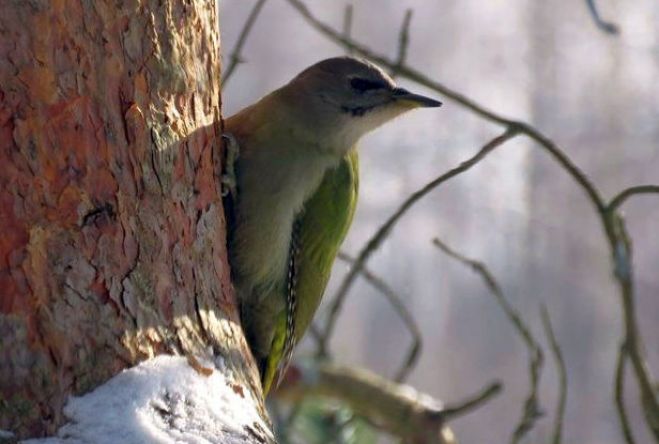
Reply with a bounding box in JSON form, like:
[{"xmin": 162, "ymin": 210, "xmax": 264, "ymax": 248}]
[
  {"xmin": 308, "ymin": 322, "xmax": 324, "ymax": 347},
  {"xmin": 439, "ymin": 381, "xmax": 503, "ymax": 421},
  {"xmin": 285, "ymin": 0, "xmax": 659, "ymax": 435},
  {"xmin": 337, "ymin": 251, "xmax": 422, "ymax": 382},
  {"xmin": 431, "ymin": 237, "xmax": 544, "ymax": 443},
  {"xmin": 585, "ymin": 0, "xmax": 620, "ymax": 35},
  {"xmin": 342, "ymin": 4, "xmax": 353, "ymax": 55},
  {"xmin": 285, "ymin": 0, "xmax": 512, "ymax": 125},
  {"xmin": 541, "ymin": 305, "xmax": 567, "ymax": 444},
  {"xmin": 221, "ymin": 0, "xmax": 268, "ymax": 86},
  {"xmin": 608, "ymin": 185, "xmax": 659, "ymax": 211},
  {"xmin": 319, "ymin": 128, "xmax": 519, "ymax": 353},
  {"xmin": 391, "ymin": 9, "xmax": 412, "ymax": 79},
  {"xmin": 284, "ymin": 0, "xmax": 607, "ymax": 213},
  {"xmin": 615, "ymin": 344, "xmax": 636, "ymax": 444},
  {"xmin": 607, "ymin": 214, "xmax": 659, "ymax": 440}
]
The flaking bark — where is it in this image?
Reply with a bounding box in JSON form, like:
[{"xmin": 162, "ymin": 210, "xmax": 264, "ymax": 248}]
[{"xmin": 0, "ymin": 0, "xmax": 264, "ymax": 439}]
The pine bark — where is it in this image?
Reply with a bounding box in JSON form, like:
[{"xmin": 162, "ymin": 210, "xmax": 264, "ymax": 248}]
[{"xmin": 0, "ymin": 0, "xmax": 263, "ymax": 439}]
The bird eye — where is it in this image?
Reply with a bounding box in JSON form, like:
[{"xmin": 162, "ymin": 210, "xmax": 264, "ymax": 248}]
[{"xmin": 350, "ymin": 78, "xmax": 385, "ymax": 92}]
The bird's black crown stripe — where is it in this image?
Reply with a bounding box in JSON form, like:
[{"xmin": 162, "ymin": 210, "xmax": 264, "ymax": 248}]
[{"xmin": 350, "ymin": 77, "xmax": 386, "ymax": 92}]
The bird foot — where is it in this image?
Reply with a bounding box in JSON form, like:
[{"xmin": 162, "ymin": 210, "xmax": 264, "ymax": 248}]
[{"xmin": 221, "ymin": 133, "xmax": 240, "ymax": 200}]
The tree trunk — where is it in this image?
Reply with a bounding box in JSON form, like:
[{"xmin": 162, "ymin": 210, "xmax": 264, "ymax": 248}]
[{"xmin": 0, "ymin": 0, "xmax": 264, "ymax": 439}]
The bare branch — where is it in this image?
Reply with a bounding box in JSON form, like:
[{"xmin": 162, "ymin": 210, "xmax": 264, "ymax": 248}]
[
  {"xmin": 615, "ymin": 344, "xmax": 636, "ymax": 444},
  {"xmin": 222, "ymin": 0, "xmax": 268, "ymax": 86},
  {"xmin": 284, "ymin": 0, "xmax": 607, "ymax": 214},
  {"xmin": 391, "ymin": 9, "xmax": 412, "ymax": 79},
  {"xmin": 541, "ymin": 305, "xmax": 568, "ymax": 444},
  {"xmin": 585, "ymin": 0, "xmax": 620, "ymax": 35},
  {"xmin": 285, "ymin": 0, "xmax": 507, "ymax": 125},
  {"xmin": 336, "ymin": 251, "xmax": 422, "ymax": 382},
  {"xmin": 342, "ymin": 4, "xmax": 353, "ymax": 55},
  {"xmin": 307, "ymin": 322, "xmax": 324, "ymax": 347},
  {"xmin": 608, "ymin": 185, "xmax": 659, "ymax": 211},
  {"xmin": 319, "ymin": 128, "xmax": 519, "ymax": 353},
  {"xmin": 278, "ymin": 362, "xmax": 501, "ymax": 444},
  {"xmin": 431, "ymin": 237, "xmax": 544, "ymax": 443},
  {"xmin": 439, "ymin": 382, "xmax": 503, "ymax": 421},
  {"xmin": 285, "ymin": 1, "xmax": 659, "ymax": 434},
  {"xmin": 608, "ymin": 215, "xmax": 659, "ymax": 439}
]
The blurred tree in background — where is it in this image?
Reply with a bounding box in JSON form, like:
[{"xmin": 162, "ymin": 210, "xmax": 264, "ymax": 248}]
[{"xmin": 220, "ymin": 1, "xmax": 659, "ymax": 443}]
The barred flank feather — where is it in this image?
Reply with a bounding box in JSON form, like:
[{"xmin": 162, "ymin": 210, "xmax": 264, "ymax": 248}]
[{"xmin": 261, "ymin": 151, "xmax": 359, "ymax": 394}]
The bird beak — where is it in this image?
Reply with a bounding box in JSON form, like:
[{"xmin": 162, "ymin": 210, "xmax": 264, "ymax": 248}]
[{"xmin": 391, "ymin": 87, "xmax": 442, "ymax": 108}]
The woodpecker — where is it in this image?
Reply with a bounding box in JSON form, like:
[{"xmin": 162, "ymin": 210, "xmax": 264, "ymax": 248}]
[{"xmin": 224, "ymin": 57, "xmax": 441, "ymax": 394}]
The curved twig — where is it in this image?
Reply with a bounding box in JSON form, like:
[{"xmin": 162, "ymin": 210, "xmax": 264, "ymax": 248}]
[
  {"xmin": 391, "ymin": 9, "xmax": 412, "ymax": 79},
  {"xmin": 585, "ymin": 0, "xmax": 620, "ymax": 35},
  {"xmin": 285, "ymin": 1, "xmax": 659, "ymax": 435},
  {"xmin": 608, "ymin": 185, "xmax": 659, "ymax": 211},
  {"xmin": 342, "ymin": 4, "xmax": 353, "ymax": 55},
  {"xmin": 615, "ymin": 344, "xmax": 636, "ymax": 444},
  {"xmin": 336, "ymin": 251, "xmax": 421, "ymax": 382},
  {"xmin": 541, "ymin": 305, "xmax": 568, "ymax": 444},
  {"xmin": 439, "ymin": 382, "xmax": 503, "ymax": 421},
  {"xmin": 319, "ymin": 128, "xmax": 519, "ymax": 353},
  {"xmin": 284, "ymin": 0, "xmax": 606, "ymax": 212},
  {"xmin": 222, "ymin": 0, "xmax": 268, "ymax": 85},
  {"xmin": 432, "ymin": 237, "xmax": 545, "ymax": 443}
]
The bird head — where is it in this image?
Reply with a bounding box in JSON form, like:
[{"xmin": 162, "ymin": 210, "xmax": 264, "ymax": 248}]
[{"xmin": 279, "ymin": 57, "xmax": 442, "ymax": 153}]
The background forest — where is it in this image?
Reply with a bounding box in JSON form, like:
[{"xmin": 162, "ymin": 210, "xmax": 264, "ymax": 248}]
[{"xmin": 220, "ymin": 1, "xmax": 659, "ymax": 443}]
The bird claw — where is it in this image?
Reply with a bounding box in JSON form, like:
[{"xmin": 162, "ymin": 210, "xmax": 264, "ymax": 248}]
[{"xmin": 221, "ymin": 133, "xmax": 240, "ymax": 200}]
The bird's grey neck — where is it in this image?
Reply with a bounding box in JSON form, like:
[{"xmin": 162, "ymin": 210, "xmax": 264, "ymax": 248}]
[
  {"xmin": 275, "ymin": 89, "xmax": 364, "ymax": 154},
  {"xmin": 241, "ymin": 144, "xmax": 338, "ymax": 213}
]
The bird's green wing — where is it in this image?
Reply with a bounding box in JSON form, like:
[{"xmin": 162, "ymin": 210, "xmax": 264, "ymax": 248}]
[
  {"xmin": 294, "ymin": 150, "xmax": 359, "ymax": 345},
  {"xmin": 262, "ymin": 150, "xmax": 359, "ymax": 394}
]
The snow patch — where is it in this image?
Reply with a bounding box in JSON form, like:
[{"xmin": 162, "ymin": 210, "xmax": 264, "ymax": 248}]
[
  {"xmin": 0, "ymin": 429, "xmax": 15, "ymax": 439},
  {"xmin": 23, "ymin": 355, "xmax": 272, "ymax": 444}
]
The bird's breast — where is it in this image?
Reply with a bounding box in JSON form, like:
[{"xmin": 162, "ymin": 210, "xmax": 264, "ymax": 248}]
[{"xmin": 230, "ymin": 141, "xmax": 340, "ymax": 301}]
